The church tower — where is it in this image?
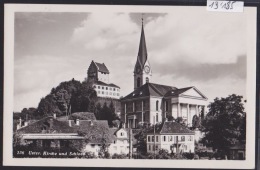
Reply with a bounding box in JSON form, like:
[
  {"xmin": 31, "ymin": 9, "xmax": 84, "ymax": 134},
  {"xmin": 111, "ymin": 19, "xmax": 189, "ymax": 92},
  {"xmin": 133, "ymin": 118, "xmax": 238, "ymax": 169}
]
[{"xmin": 134, "ymin": 18, "xmax": 152, "ymax": 90}]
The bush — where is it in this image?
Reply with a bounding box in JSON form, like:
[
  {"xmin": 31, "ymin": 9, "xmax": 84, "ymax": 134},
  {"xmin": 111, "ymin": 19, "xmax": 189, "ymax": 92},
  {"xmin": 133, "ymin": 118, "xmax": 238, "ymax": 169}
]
[
  {"xmin": 183, "ymin": 152, "xmax": 195, "ymax": 160},
  {"xmin": 112, "ymin": 153, "xmax": 128, "ymax": 159}
]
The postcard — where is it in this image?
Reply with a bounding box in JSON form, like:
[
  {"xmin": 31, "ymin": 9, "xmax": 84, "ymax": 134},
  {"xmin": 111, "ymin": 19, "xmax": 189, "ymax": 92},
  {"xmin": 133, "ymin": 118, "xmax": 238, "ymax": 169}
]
[{"xmin": 3, "ymin": 4, "xmax": 257, "ymax": 169}]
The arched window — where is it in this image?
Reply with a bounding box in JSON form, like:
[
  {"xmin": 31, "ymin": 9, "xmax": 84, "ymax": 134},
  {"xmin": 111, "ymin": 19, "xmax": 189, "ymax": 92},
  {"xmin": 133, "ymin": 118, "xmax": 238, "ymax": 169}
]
[
  {"xmin": 146, "ymin": 77, "xmax": 149, "ymax": 83},
  {"xmin": 156, "ymin": 100, "xmax": 159, "ymax": 111},
  {"xmin": 137, "ymin": 77, "xmax": 141, "ymax": 87},
  {"xmin": 156, "ymin": 113, "xmax": 158, "ymax": 122}
]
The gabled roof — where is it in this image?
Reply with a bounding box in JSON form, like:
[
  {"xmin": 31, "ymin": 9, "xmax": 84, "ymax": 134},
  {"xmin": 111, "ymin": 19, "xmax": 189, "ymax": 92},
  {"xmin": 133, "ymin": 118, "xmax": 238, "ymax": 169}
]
[
  {"xmin": 164, "ymin": 87, "xmax": 193, "ymax": 97},
  {"xmin": 94, "ymin": 62, "xmax": 109, "ymax": 74},
  {"xmin": 17, "ymin": 116, "xmax": 75, "ymax": 134},
  {"xmin": 164, "ymin": 86, "xmax": 207, "ymax": 99},
  {"xmin": 147, "ymin": 121, "xmax": 194, "ymax": 135},
  {"xmin": 95, "ymin": 81, "xmax": 120, "ymax": 88},
  {"xmin": 70, "ymin": 120, "xmax": 114, "ymax": 144},
  {"xmin": 122, "ymin": 83, "xmax": 177, "ymax": 100}
]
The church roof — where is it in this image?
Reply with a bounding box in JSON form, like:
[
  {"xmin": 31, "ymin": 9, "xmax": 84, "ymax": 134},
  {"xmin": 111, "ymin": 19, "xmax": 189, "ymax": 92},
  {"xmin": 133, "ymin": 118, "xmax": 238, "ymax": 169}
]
[
  {"xmin": 164, "ymin": 87, "xmax": 193, "ymax": 97},
  {"xmin": 94, "ymin": 61, "xmax": 110, "ymax": 74},
  {"xmin": 147, "ymin": 121, "xmax": 194, "ymax": 135},
  {"xmin": 137, "ymin": 22, "xmax": 148, "ymax": 68},
  {"xmin": 95, "ymin": 81, "xmax": 120, "ymax": 88},
  {"xmin": 122, "ymin": 83, "xmax": 177, "ymax": 100}
]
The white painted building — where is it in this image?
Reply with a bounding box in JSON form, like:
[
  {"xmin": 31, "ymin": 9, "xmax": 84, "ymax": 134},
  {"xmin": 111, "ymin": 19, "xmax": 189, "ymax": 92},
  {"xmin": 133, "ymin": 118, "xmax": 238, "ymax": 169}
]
[
  {"xmin": 146, "ymin": 121, "xmax": 195, "ymax": 154},
  {"xmin": 108, "ymin": 128, "xmax": 129, "ymax": 155}
]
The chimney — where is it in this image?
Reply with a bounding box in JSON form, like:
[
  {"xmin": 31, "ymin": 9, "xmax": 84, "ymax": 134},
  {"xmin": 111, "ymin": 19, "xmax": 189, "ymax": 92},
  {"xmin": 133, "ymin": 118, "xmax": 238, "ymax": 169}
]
[
  {"xmin": 76, "ymin": 119, "xmax": 80, "ymax": 126},
  {"xmin": 69, "ymin": 120, "xmax": 72, "ymax": 127},
  {"xmin": 53, "ymin": 113, "xmax": 56, "ymax": 119}
]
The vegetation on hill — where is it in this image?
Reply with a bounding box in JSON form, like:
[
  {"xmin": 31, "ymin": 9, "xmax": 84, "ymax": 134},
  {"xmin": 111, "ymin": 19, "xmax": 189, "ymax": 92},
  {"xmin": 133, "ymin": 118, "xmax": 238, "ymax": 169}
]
[{"xmin": 14, "ymin": 78, "xmax": 120, "ymax": 127}]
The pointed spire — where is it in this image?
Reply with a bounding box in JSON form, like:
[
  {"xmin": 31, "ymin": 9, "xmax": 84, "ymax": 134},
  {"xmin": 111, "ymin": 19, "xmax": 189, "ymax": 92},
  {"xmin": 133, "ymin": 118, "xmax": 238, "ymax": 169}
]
[{"xmin": 137, "ymin": 15, "xmax": 148, "ymax": 67}]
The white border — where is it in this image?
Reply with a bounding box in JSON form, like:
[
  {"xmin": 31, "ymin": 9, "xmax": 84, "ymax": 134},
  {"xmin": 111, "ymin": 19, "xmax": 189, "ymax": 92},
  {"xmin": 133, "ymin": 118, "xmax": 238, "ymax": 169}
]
[{"xmin": 3, "ymin": 4, "xmax": 257, "ymax": 169}]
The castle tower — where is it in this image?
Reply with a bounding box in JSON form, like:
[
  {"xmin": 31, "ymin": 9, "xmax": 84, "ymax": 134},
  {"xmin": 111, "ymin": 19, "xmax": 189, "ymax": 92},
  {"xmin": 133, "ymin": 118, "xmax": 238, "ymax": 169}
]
[{"xmin": 134, "ymin": 17, "xmax": 152, "ymax": 90}]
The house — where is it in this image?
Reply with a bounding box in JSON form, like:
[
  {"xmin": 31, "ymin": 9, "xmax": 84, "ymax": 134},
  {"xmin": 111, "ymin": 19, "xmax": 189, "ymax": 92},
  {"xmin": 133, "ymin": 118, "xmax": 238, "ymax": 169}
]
[
  {"xmin": 108, "ymin": 128, "xmax": 130, "ymax": 155},
  {"xmin": 15, "ymin": 113, "xmax": 130, "ymax": 157},
  {"xmin": 146, "ymin": 120, "xmax": 195, "ymax": 154},
  {"xmin": 86, "ymin": 60, "xmax": 120, "ymax": 99},
  {"xmin": 120, "ymin": 18, "xmax": 207, "ymax": 128}
]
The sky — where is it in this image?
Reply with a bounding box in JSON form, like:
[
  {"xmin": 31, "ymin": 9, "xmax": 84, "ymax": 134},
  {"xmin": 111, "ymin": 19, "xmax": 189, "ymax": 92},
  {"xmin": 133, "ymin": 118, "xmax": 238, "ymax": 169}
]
[{"xmin": 14, "ymin": 8, "xmax": 248, "ymax": 112}]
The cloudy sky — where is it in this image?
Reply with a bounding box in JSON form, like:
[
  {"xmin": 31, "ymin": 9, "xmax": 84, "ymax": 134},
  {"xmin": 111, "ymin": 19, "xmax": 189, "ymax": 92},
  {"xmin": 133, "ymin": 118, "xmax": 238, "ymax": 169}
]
[{"xmin": 14, "ymin": 8, "xmax": 248, "ymax": 112}]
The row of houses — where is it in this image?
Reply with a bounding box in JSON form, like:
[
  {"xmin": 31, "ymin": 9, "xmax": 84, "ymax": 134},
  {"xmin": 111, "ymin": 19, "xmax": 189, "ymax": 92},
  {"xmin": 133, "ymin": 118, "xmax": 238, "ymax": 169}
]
[{"xmin": 15, "ymin": 112, "xmax": 196, "ymax": 157}]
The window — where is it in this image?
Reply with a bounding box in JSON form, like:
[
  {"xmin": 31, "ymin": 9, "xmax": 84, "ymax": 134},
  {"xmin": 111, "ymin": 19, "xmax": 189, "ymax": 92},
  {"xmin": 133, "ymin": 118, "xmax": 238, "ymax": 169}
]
[
  {"xmin": 137, "ymin": 77, "xmax": 141, "ymax": 87},
  {"xmin": 155, "ymin": 145, "xmax": 158, "ymax": 151},
  {"xmin": 181, "ymin": 136, "xmax": 185, "ymax": 141},
  {"xmin": 106, "ymin": 92, "xmax": 108, "ymax": 95},
  {"xmin": 188, "ymin": 136, "xmax": 193, "ymax": 141},
  {"xmin": 169, "ymin": 136, "xmax": 173, "ymax": 142},
  {"xmin": 165, "ymin": 101, "xmax": 168, "ymax": 111},
  {"xmin": 102, "ymin": 86, "xmax": 104, "ymax": 89},
  {"xmin": 91, "ymin": 144, "xmax": 95, "ymax": 148},
  {"xmin": 148, "ymin": 145, "xmax": 150, "ymax": 151},
  {"xmin": 156, "ymin": 101, "xmax": 159, "ymax": 111},
  {"xmin": 121, "ymin": 132, "xmax": 124, "ymax": 136},
  {"xmin": 110, "ymin": 87, "xmax": 112, "ymax": 90},
  {"xmin": 98, "ymin": 86, "xmax": 100, "ymax": 89},
  {"xmin": 93, "ymin": 85, "xmax": 96, "ymax": 88},
  {"xmin": 98, "ymin": 91, "xmax": 100, "ymax": 94},
  {"xmin": 102, "ymin": 91, "xmax": 104, "ymax": 94},
  {"xmin": 143, "ymin": 101, "xmax": 146, "ymax": 109},
  {"xmin": 156, "ymin": 136, "xmax": 159, "ymax": 142},
  {"xmin": 163, "ymin": 136, "xmax": 166, "ymax": 142},
  {"xmin": 156, "ymin": 113, "xmax": 158, "ymax": 122},
  {"xmin": 109, "ymin": 92, "xmax": 112, "ymax": 95},
  {"xmin": 146, "ymin": 77, "xmax": 149, "ymax": 83},
  {"xmin": 148, "ymin": 136, "xmax": 150, "ymax": 142},
  {"xmin": 152, "ymin": 136, "xmax": 154, "ymax": 142},
  {"xmin": 113, "ymin": 88, "xmax": 116, "ymax": 91},
  {"xmin": 106, "ymin": 87, "xmax": 108, "ymax": 90}
]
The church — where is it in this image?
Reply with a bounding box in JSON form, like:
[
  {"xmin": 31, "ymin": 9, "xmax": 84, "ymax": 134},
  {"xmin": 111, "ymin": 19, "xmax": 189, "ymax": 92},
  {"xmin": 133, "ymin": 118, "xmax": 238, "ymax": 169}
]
[{"xmin": 120, "ymin": 20, "xmax": 208, "ymax": 128}]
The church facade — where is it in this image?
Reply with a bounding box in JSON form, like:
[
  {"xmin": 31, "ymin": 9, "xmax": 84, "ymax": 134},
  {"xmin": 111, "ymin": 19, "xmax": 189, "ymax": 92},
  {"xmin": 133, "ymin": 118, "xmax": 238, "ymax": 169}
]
[{"xmin": 120, "ymin": 21, "xmax": 208, "ymax": 128}]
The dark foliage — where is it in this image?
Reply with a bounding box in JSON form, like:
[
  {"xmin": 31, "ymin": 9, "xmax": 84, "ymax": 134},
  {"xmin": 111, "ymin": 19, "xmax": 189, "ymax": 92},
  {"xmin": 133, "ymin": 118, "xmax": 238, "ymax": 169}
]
[{"xmin": 201, "ymin": 94, "xmax": 246, "ymax": 155}]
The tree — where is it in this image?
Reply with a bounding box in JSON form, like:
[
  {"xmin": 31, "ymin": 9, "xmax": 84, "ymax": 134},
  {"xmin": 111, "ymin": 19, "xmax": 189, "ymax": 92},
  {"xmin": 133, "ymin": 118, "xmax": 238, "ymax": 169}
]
[
  {"xmin": 192, "ymin": 115, "xmax": 201, "ymax": 129},
  {"xmin": 201, "ymin": 94, "xmax": 246, "ymax": 155}
]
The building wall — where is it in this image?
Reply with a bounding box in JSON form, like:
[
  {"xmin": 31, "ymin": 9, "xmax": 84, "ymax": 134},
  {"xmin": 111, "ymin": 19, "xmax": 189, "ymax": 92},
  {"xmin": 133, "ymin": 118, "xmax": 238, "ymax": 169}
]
[
  {"xmin": 97, "ymin": 72, "xmax": 109, "ymax": 84},
  {"xmin": 146, "ymin": 134, "xmax": 195, "ymax": 154},
  {"xmin": 94, "ymin": 84, "xmax": 120, "ymax": 99}
]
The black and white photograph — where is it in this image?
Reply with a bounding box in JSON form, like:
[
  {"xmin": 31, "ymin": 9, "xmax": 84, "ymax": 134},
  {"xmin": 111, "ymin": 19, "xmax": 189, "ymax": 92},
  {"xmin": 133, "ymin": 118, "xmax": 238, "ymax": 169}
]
[{"xmin": 3, "ymin": 4, "xmax": 257, "ymax": 169}]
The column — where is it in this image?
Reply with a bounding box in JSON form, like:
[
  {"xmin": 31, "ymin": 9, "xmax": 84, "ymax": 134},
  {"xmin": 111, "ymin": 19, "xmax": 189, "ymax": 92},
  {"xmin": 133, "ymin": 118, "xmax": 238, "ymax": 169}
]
[
  {"xmin": 128, "ymin": 119, "xmax": 130, "ymax": 128},
  {"xmin": 196, "ymin": 105, "xmax": 199, "ymax": 116},
  {"xmin": 187, "ymin": 104, "xmax": 190, "ymax": 126},
  {"xmin": 133, "ymin": 118, "xmax": 135, "ymax": 128},
  {"xmin": 177, "ymin": 103, "xmax": 181, "ymax": 117}
]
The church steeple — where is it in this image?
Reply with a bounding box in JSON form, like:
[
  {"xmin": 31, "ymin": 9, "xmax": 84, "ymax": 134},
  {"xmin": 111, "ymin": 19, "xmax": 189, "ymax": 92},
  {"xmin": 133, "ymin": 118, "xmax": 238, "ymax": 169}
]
[
  {"xmin": 134, "ymin": 16, "xmax": 152, "ymax": 90},
  {"xmin": 137, "ymin": 18, "xmax": 148, "ymax": 67}
]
